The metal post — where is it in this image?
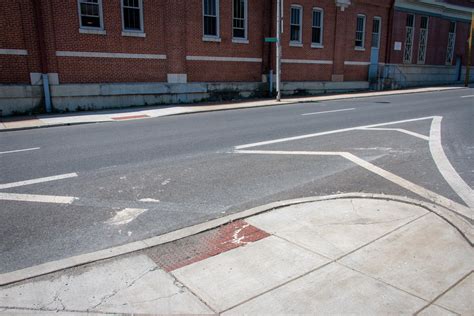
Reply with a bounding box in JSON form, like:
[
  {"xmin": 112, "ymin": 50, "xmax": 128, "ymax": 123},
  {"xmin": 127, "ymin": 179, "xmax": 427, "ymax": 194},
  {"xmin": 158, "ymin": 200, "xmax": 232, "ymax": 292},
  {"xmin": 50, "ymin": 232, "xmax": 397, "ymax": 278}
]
[
  {"xmin": 276, "ymin": 0, "xmax": 282, "ymax": 101},
  {"xmin": 465, "ymin": 12, "xmax": 473, "ymax": 87},
  {"xmin": 42, "ymin": 74, "xmax": 52, "ymax": 113}
]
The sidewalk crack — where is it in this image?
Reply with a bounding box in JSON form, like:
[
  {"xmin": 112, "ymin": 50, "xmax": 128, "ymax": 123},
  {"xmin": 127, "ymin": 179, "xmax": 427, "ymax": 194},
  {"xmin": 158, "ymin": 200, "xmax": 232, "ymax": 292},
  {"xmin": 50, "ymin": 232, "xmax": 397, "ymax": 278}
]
[{"xmin": 89, "ymin": 265, "xmax": 158, "ymax": 311}]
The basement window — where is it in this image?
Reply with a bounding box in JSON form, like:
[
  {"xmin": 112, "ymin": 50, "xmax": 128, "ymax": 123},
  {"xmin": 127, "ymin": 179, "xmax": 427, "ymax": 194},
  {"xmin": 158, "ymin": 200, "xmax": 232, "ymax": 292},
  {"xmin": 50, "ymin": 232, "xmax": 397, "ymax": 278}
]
[
  {"xmin": 122, "ymin": 0, "xmax": 144, "ymax": 32},
  {"xmin": 78, "ymin": 0, "xmax": 103, "ymax": 29},
  {"xmin": 355, "ymin": 14, "xmax": 366, "ymax": 49},
  {"xmin": 203, "ymin": 0, "xmax": 220, "ymax": 39}
]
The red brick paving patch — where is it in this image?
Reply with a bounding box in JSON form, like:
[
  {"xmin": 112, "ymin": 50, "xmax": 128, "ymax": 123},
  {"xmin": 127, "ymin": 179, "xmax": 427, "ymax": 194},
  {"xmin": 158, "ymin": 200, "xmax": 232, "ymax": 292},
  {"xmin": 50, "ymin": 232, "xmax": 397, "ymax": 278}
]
[{"xmin": 145, "ymin": 220, "xmax": 270, "ymax": 272}]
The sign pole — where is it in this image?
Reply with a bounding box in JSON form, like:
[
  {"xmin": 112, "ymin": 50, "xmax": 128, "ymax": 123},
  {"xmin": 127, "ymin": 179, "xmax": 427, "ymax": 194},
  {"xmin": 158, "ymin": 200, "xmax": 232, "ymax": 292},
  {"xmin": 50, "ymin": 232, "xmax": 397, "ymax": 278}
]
[
  {"xmin": 465, "ymin": 12, "xmax": 473, "ymax": 87},
  {"xmin": 276, "ymin": 0, "xmax": 282, "ymax": 101}
]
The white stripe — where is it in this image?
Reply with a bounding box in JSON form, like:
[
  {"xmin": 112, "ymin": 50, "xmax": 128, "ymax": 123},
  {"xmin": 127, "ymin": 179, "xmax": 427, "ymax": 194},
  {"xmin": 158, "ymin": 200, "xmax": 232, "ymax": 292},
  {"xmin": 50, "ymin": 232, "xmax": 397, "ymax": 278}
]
[
  {"xmin": 281, "ymin": 58, "xmax": 333, "ymax": 65},
  {"xmin": 344, "ymin": 61, "xmax": 371, "ymax": 66},
  {"xmin": 341, "ymin": 152, "xmax": 471, "ymax": 218},
  {"xmin": 460, "ymin": 95, "xmax": 474, "ymax": 98},
  {"xmin": 235, "ymin": 116, "xmax": 435, "ymax": 150},
  {"xmin": 302, "ymin": 108, "xmax": 355, "ymax": 116},
  {"xmin": 429, "ymin": 116, "xmax": 474, "ymax": 208},
  {"xmin": 0, "ymin": 173, "xmax": 78, "ymax": 190},
  {"xmin": 185, "ymin": 55, "xmax": 262, "ymax": 63},
  {"xmin": 56, "ymin": 51, "xmax": 167, "ymax": 60},
  {"xmin": 358, "ymin": 127, "xmax": 430, "ymax": 141},
  {"xmin": 0, "ymin": 192, "xmax": 77, "ymax": 204},
  {"xmin": 235, "ymin": 150, "xmax": 344, "ymax": 156},
  {"xmin": 234, "ymin": 149, "xmax": 471, "ymax": 218},
  {"xmin": 0, "ymin": 49, "xmax": 28, "ymax": 56},
  {"xmin": 0, "ymin": 147, "xmax": 40, "ymax": 155}
]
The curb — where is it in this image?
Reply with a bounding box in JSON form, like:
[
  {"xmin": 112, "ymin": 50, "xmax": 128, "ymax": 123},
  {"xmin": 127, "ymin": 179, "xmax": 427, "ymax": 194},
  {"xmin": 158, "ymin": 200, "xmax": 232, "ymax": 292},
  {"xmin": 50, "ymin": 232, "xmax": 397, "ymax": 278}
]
[
  {"xmin": 0, "ymin": 86, "xmax": 466, "ymax": 132},
  {"xmin": 0, "ymin": 192, "xmax": 471, "ymax": 287}
]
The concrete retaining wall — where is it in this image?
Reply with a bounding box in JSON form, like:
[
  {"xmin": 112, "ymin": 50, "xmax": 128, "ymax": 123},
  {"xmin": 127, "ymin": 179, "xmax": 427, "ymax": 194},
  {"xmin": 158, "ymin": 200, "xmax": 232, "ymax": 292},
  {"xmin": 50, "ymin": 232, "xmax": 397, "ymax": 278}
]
[
  {"xmin": 0, "ymin": 85, "xmax": 43, "ymax": 116},
  {"xmin": 395, "ymin": 65, "xmax": 474, "ymax": 87},
  {"xmin": 0, "ymin": 81, "xmax": 369, "ymax": 116}
]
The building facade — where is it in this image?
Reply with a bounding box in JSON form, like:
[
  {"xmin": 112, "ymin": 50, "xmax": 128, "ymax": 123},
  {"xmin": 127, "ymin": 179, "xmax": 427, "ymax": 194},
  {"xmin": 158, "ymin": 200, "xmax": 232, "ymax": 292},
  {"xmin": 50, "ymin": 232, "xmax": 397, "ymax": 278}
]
[{"xmin": 0, "ymin": 0, "xmax": 472, "ymax": 115}]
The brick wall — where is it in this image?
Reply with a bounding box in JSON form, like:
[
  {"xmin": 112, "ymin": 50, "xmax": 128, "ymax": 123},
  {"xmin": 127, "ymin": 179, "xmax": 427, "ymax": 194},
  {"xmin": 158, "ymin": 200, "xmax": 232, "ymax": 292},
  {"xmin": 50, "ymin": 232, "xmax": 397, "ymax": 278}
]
[
  {"xmin": 389, "ymin": 9, "xmax": 472, "ymax": 66},
  {"xmin": 0, "ymin": 1, "xmax": 37, "ymax": 84},
  {"xmin": 1, "ymin": 0, "xmax": 472, "ymax": 87}
]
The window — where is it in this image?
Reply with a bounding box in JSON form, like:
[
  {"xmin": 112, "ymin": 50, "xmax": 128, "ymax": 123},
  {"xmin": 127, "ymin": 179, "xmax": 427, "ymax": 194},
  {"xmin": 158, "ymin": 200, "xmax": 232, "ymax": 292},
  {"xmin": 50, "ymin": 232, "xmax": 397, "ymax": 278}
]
[
  {"xmin": 371, "ymin": 17, "xmax": 381, "ymax": 48},
  {"xmin": 290, "ymin": 5, "xmax": 302, "ymax": 44},
  {"xmin": 355, "ymin": 14, "xmax": 366, "ymax": 49},
  {"xmin": 232, "ymin": 0, "xmax": 247, "ymax": 40},
  {"xmin": 446, "ymin": 21, "xmax": 456, "ymax": 65},
  {"xmin": 417, "ymin": 16, "xmax": 429, "ymax": 64},
  {"xmin": 121, "ymin": 0, "xmax": 143, "ymax": 32},
  {"xmin": 203, "ymin": 0, "xmax": 219, "ymax": 38},
  {"xmin": 78, "ymin": 0, "xmax": 103, "ymax": 29},
  {"xmin": 311, "ymin": 8, "xmax": 323, "ymax": 47},
  {"xmin": 403, "ymin": 14, "xmax": 415, "ymax": 63}
]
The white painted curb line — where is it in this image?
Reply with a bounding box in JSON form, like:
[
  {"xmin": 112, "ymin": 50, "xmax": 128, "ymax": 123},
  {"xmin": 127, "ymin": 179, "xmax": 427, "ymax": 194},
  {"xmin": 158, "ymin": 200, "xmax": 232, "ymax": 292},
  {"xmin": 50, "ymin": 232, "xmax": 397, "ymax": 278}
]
[{"xmin": 0, "ymin": 193, "xmax": 471, "ymax": 287}]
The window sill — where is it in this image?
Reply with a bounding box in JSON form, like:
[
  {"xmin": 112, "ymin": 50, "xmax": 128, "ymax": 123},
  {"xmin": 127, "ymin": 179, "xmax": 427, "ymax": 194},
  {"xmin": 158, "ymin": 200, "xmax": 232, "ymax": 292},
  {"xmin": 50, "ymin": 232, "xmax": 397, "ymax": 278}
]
[
  {"xmin": 79, "ymin": 28, "xmax": 106, "ymax": 35},
  {"xmin": 289, "ymin": 42, "xmax": 303, "ymax": 47},
  {"xmin": 232, "ymin": 38, "xmax": 249, "ymax": 44},
  {"xmin": 202, "ymin": 36, "xmax": 222, "ymax": 42},
  {"xmin": 311, "ymin": 44, "xmax": 324, "ymax": 49},
  {"xmin": 354, "ymin": 47, "xmax": 365, "ymax": 51},
  {"xmin": 122, "ymin": 31, "xmax": 146, "ymax": 38}
]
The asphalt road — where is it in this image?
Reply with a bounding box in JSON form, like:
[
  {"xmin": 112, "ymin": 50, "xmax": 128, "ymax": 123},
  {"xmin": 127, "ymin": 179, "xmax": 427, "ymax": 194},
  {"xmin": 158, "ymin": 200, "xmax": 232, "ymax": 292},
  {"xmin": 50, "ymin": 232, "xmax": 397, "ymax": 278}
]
[{"xmin": 1, "ymin": 88, "xmax": 473, "ymax": 273}]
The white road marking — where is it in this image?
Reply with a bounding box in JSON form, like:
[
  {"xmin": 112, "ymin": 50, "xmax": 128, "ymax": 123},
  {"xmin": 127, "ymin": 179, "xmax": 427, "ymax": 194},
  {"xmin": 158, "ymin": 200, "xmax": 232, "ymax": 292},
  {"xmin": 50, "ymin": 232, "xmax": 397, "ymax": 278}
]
[
  {"xmin": 357, "ymin": 127, "xmax": 430, "ymax": 141},
  {"xmin": 106, "ymin": 208, "xmax": 148, "ymax": 226},
  {"xmin": 235, "ymin": 116, "xmax": 435, "ymax": 149},
  {"xmin": 460, "ymin": 95, "xmax": 474, "ymax": 98},
  {"xmin": 301, "ymin": 108, "xmax": 355, "ymax": 116},
  {"xmin": 139, "ymin": 198, "xmax": 160, "ymax": 203},
  {"xmin": 234, "ymin": 150, "xmax": 344, "ymax": 156},
  {"xmin": 234, "ymin": 149, "xmax": 471, "ymax": 218},
  {"xmin": 429, "ymin": 116, "xmax": 474, "ymax": 208},
  {"xmin": 0, "ymin": 173, "xmax": 78, "ymax": 190},
  {"xmin": 0, "ymin": 192, "xmax": 77, "ymax": 204},
  {"xmin": 0, "ymin": 147, "xmax": 40, "ymax": 155}
]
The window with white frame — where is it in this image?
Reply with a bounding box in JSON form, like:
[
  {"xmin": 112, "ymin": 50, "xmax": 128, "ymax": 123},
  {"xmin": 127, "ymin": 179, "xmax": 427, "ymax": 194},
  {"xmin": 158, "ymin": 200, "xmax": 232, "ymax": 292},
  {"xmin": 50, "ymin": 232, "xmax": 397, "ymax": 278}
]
[
  {"xmin": 78, "ymin": 0, "xmax": 103, "ymax": 29},
  {"xmin": 311, "ymin": 8, "xmax": 323, "ymax": 46},
  {"xmin": 417, "ymin": 16, "xmax": 429, "ymax": 64},
  {"xmin": 232, "ymin": 0, "xmax": 247, "ymax": 40},
  {"xmin": 355, "ymin": 14, "xmax": 366, "ymax": 49},
  {"xmin": 122, "ymin": 0, "xmax": 143, "ymax": 32},
  {"xmin": 446, "ymin": 21, "xmax": 456, "ymax": 65},
  {"xmin": 290, "ymin": 5, "xmax": 302, "ymax": 44},
  {"xmin": 403, "ymin": 14, "xmax": 415, "ymax": 63},
  {"xmin": 203, "ymin": 0, "xmax": 219, "ymax": 38},
  {"xmin": 371, "ymin": 17, "xmax": 381, "ymax": 48}
]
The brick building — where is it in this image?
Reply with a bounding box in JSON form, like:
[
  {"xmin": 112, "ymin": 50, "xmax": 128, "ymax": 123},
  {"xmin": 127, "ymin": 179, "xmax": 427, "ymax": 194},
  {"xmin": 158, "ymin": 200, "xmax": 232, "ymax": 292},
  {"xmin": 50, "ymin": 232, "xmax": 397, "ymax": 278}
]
[{"xmin": 0, "ymin": 0, "xmax": 472, "ymax": 115}]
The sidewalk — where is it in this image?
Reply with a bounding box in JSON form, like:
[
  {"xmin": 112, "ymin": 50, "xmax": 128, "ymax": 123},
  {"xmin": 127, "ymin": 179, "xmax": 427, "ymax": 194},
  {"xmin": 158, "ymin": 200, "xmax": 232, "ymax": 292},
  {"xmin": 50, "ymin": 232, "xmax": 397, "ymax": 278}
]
[
  {"xmin": 0, "ymin": 86, "xmax": 465, "ymax": 132},
  {"xmin": 1, "ymin": 195, "xmax": 472, "ymax": 315}
]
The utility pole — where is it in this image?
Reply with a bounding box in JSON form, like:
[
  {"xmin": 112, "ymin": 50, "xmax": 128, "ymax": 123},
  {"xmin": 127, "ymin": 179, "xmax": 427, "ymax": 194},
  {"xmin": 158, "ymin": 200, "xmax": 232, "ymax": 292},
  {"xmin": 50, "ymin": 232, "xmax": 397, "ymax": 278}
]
[
  {"xmin": 276, "ymin": 0, "xmax": 282, "ymax": 101},
  {"xmin": 465, "ymin": 12, "xmax": 473, "ymax": 87}
]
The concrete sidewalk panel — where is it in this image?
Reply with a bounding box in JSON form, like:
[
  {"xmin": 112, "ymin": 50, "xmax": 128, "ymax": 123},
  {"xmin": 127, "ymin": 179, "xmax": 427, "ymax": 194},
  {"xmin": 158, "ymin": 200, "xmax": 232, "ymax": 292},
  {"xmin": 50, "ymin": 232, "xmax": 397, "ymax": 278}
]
[
  {"xmin": 246, "ymin": 199, "xmax": 427, "ymax": 259},
  {"xmin": 434, "ymin": 273, "xmax": 473, "ymax": 315},
  {"xmin": 417, "ymin": 305, "xmax": 458, "ymax": 316},
  {"xmin": 172, "ymin": 236, "xmax": 330, "ymax": 312},
  {"xmin": 340, "ymin": 213, "xmax": 474, "ymax": 301},
  {"xmin": 0, "ymin": 255, "xmax": 212, "ymax": 314},
  {"xmin": 224, "ymin": 262, "xmax": 426, "ymax": 314}
]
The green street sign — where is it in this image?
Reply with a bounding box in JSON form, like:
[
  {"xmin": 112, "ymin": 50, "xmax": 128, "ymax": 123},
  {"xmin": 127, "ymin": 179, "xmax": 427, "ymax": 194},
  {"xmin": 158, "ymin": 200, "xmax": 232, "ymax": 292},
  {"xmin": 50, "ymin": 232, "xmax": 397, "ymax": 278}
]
[{"xmin": 265, "ymin": 37, "xmax": 278, "ymax": 43}]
